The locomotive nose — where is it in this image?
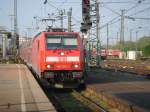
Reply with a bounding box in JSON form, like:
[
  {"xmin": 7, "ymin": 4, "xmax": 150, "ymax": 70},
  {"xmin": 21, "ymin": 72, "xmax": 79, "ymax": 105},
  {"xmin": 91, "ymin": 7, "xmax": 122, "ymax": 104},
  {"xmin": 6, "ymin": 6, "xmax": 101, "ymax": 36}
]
[{"xmin": 45, "ymin": 56, "xmax": 81, "ymax": 70}]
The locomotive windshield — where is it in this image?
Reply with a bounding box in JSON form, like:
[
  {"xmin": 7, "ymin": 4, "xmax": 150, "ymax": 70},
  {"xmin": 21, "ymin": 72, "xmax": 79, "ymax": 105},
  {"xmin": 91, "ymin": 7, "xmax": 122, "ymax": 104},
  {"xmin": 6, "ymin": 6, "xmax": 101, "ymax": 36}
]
[{"xmin": 46, "ymin": 35, "xmax": 78, "ymax": 49}]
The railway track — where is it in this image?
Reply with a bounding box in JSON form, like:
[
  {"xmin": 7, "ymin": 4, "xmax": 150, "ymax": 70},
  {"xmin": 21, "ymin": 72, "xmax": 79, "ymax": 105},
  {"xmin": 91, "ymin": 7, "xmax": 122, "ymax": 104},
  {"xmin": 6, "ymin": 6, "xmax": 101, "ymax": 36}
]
[
  {"xmin": 72, "ymin": 90, "xmax": 107, "ymax": 112},
  {"xmin": 28, "ymin": 65, "xmax": 107, "ymax": 112},
  {"xmin": 101, "ymin": 60, "xmax": 150, "ymax": 76},
  {"xmin": 44, "ymin": 88, "xmax": 107, "ymax": 112},
  {"xmin": 30, "ymin": 68, "xmax": 108, "ymax": 112},
  {"xmin": 86, "ymin": 69, "xmax": 150, "ymax": 112},
  {"xmin": 33, "ymin": 72, "xmax": 107, "ymax": 112},
  {"xmin": 30, "ymin": 63, "xmax": 150, "ymax": 112},
  {"xmin": 46, "ymin": 87, "xmax": 147, "ymax": 112}
]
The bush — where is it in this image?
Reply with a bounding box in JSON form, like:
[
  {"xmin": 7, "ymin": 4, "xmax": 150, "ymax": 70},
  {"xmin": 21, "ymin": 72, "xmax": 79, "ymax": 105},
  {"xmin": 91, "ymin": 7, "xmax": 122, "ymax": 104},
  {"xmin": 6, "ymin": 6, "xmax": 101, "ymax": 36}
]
[{"xmin": 143, "ymin": 44, "xmax": 150, "ymax": 56}]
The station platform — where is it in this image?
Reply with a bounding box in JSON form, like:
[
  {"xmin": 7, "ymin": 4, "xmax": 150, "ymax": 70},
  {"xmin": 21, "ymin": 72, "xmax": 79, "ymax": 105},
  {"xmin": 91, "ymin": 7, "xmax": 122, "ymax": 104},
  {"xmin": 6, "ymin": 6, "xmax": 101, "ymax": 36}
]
[{"xmin": 0, "ymin": 64, "xmax": 56, "ymax": 112}]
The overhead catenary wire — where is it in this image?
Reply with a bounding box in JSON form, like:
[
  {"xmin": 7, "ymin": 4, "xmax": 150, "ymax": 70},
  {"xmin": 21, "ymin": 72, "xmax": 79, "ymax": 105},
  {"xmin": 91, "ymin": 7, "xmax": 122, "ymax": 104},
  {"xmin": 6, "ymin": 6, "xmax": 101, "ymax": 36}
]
[
  {"xmin": 128, "ymin": 6, "xmax": 150, "ymax": 16},
  {"xmin": 125, "ymin": 1, "xmax": 140, "ymax": 13},
  {"xmin": 102, "ymin": 6, "xmax": 121, "ymax": 16},
  {"xmin": 43, "ymin": 0, "xmax": 81, "ymax": 28},
  {"xmin": 99, "ymin": 0, "xmax": 147, "ymax": 30},
  {"xmin": 46, "ymin": 1, "xmax": 150, "ymax": 4},
  {"xmin": 125, "ymin": 0, "xmax": 148, "ymax": 13},
  {"xmin": 40, "ymin": 0, "xmax": 150, "ymax": 34},
  {"xmin": 43, "ymin": 0, "xmax": 147, "ymax": 28},
  {"xmin": 99, "ymin": 2, "xmax": 137, "ymax": 28},
  {"xmin": 101, "ymin": 1, "xmax": 149, "ymax": 4},
  {"xmin": 99, "ymin": 0, "xmax": 149, "ymax": 45},
  {"xmin": 99, "ymin": 16, "xmax": 120, "ymax": 29},
  {"xmin": 58, "ymin": 0, "xmax": 68, "ymax": 9}
]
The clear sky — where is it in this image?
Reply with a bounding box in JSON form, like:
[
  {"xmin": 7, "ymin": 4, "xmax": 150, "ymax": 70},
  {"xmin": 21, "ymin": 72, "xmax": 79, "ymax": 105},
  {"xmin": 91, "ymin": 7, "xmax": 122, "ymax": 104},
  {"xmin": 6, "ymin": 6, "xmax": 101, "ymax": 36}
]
[{"xmin": 0, "ymin": 0, "xmax": 150, "ymax": 45}]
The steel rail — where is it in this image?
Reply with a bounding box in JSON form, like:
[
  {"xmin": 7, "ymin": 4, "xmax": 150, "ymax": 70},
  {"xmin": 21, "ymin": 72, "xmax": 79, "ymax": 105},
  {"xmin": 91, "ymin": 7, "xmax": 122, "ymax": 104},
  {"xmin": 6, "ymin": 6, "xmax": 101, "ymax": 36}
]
[{"xmin": 72, "ymin": 90, "xmax": 107, "ymax": 112}]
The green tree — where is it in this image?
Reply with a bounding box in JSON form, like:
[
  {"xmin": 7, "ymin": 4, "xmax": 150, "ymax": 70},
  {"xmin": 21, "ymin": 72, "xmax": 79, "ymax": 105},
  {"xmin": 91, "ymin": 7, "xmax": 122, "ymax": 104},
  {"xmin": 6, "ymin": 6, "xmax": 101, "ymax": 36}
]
[
  {"xmin": 103, "ymin": 36, "xmax": 150, "ymax": 54},
  {"xmin": 137, "ymin": 36, "xmax": 150, "ymax": 50},
  {"xmin": 143, "ymin": 44, "xmax": 150, "ymax": 56},
  {"xmin": 123, "ymin": 41, "xmax": 136, "ymax": 51},
  {"xmin": 109, "ymin": 41, "xmax": 136, "ymax": 51}
]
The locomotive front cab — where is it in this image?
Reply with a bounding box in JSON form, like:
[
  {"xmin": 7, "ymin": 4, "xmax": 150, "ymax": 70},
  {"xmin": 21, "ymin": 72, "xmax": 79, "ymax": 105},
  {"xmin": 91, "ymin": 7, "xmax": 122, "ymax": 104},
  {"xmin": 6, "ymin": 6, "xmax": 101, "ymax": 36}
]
[{"xmin": 42, "ymin": 32, "xmax": 84, "ymax": 86}]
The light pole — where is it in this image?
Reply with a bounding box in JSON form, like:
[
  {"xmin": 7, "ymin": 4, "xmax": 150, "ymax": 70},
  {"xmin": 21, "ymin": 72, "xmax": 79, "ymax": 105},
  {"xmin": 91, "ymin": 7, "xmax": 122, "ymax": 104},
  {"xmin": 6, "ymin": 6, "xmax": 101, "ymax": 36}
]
[
  {"xmin": 14, "ymin": 0, "xmax": 18, "ymax": 54},
  {"xmin": 33, "ymin": 16, "xmax": 39, "ymax": 30},
  {"xmin": 135, "ymin": 26, "xmax": 142, "ymax": 52},
  {"xmin": 2, "ymin": 34, "xmax": 7, "ymax": 59},
  {"xmin": 107, "ymin": 23, "xmax": 109, "ymax": 50},
  {"xmin": 130, "ymin": 29, "xmax": 133, "ymax": 42},
  {"xmin": 135, "ymin": 31, "xmax": 138, "ymax": 51}
]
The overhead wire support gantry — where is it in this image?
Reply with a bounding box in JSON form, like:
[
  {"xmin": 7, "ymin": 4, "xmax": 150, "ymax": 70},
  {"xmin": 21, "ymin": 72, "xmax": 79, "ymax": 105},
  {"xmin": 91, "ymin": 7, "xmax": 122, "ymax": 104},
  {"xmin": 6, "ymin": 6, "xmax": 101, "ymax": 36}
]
[
  {"xmin": 13, "ymin": 0, "xmax": 18, "ymax": 55},
  {"xmin": 81, "ymin": 0, "xmax": 101, "ymax": 68}
]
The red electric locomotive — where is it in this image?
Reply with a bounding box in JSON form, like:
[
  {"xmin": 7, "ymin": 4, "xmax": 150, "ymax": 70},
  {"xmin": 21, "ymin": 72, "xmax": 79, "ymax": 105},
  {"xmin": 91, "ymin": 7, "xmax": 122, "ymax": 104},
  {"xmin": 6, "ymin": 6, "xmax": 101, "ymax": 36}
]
[{"xmin": 19, "ymin": 29, "xmax": 85, "ymax": 88}]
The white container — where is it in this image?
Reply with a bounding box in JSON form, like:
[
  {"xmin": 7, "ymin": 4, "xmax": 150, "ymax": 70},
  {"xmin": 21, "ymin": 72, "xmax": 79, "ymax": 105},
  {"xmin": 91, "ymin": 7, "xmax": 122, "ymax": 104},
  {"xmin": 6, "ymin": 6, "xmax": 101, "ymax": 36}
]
[
  {"xmin": 127, "ymin": 51, "xmax": 137, "ymax": 60},
  {"xmin": 119, "ymin": 52, "xmax": 123, "ymax": 59}
]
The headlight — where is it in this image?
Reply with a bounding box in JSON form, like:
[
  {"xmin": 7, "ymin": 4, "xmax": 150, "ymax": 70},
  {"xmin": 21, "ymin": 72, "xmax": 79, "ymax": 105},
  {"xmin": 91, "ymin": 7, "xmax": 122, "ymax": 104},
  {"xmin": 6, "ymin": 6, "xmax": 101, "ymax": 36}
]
[
  {"xmin": 47, "ymin": 65, "xmax": 51, "ymax": 68},
  {"xmin": 73, "ymin": 64, "xmax": 79, "ymax": 68},
  {"xmin": 60, "ymin": 52, "xmax": 64, "ymax": 56}
]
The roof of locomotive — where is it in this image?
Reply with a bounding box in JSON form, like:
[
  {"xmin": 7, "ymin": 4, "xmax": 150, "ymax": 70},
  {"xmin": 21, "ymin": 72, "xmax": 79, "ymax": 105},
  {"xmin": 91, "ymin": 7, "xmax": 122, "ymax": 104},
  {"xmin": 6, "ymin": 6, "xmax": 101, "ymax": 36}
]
[
  {"xmin": 34, "ymin": 31, "xmax": 80, "ymax": 38},
  {"xmin": 44, "ymin": 31, "xmax": 80, "ymax": 35}
]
